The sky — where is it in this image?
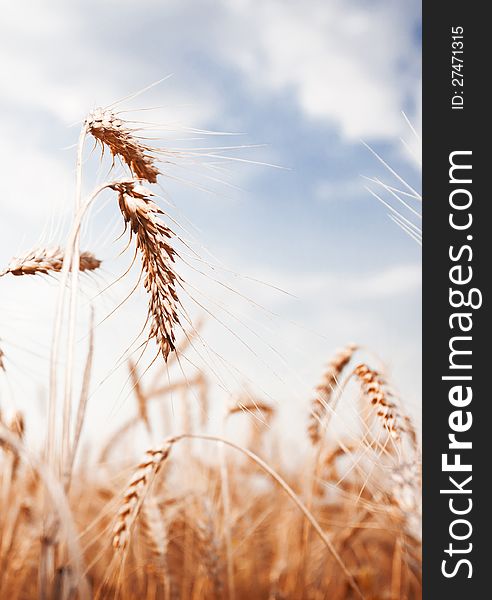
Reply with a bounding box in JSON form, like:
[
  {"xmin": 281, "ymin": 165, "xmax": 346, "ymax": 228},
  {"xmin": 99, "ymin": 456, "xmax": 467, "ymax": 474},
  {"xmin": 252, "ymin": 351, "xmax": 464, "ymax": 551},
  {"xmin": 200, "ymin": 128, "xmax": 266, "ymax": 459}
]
[{"xmin": 0, "ymin": 0, "xmax": 421, "ymax": 448}]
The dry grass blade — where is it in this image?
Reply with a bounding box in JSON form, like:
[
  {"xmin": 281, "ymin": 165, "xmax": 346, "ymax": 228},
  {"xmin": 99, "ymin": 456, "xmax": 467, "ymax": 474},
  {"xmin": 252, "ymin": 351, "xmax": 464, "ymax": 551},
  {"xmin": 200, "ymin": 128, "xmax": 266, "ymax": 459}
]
[
  {"xmin": 228, "ymin": 400, "xmax": 274, "ymax": 418},
  {"xmin": 87, "ymin": 108, "xmax": 160, "ymax": 183},
  {"xmin": 308, "ymin": 343, "xmax": 357, "ymax": 445},
  {"xmin": 0, "ymin": 247, "xmax": 101, "ymax": 277},
  {"xmin": 111, "ymin": 181, "xmax": 180, "ymax": 361},
  {"xmin": 128, "ymin": 359, "xmax": 151, "ymax": 432}
]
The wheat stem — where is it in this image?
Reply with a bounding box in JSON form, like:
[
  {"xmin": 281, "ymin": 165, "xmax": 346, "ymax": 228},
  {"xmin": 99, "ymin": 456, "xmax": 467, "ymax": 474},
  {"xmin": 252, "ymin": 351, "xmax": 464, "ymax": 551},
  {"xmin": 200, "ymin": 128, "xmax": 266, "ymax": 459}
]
[
  {"xmin": 48, "ymin": 180, "xmax": 116, "ymax": 471},
  {"xmin": 62, "ymin": 124, "xmax": 88, "ymax": 485}
]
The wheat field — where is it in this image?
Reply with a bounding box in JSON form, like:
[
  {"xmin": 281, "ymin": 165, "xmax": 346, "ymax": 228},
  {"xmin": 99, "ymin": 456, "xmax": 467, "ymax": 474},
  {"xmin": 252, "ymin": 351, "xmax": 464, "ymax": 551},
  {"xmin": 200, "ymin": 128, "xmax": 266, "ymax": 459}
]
[{"xmin": 0, "ymin": 102, "xmax": 421, "ymax": 600}]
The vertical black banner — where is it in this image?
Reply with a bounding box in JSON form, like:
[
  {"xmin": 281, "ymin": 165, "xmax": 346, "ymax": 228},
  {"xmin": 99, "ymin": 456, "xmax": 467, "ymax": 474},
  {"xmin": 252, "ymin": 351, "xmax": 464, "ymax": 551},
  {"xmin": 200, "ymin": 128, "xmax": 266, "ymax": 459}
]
[{"xmin": 424, "ymin": 3, "xmax": 489, "ymax": 598}]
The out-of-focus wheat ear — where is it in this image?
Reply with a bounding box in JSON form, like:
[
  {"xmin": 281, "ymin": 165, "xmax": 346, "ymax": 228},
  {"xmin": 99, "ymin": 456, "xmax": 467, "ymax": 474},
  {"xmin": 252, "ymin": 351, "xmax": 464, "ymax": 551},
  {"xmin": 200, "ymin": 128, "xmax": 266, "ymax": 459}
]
[
  {"xmin": 308, "ymin": 343, "xmax": 358, "ymax": 445},
  {"xmin": 0, "ymin": 247, "xmax": 101, "ymax": 277},
  {"xmin": 0, "ymin": 345, "xmax": 5, "ymax": 371},
  {"xmin": 113, "ymin": 441, "xmax": 173, "ymax": 551},
  {"xmin": 140, "ymin": 495, "xmax": 169, "ymax": 563},
  {"xmin": 354, "ymin": 364, "xmax": 412, "ymax": 444},
  {"xmin": 110, "ymin": 181, "xmax": 181, "ymax": 362},
  {"xmin": 196, "ymin": 500, "xmax": 224, "ymax": 599},
  {"xmin": 139, "ymin": 494, "xmax": 172, "ymax": 595},
  {"xmin": 0, "ymin": 412, "xmax": 25, "ymax": 480},
  {"xmin": 87, "ymin": 108, "xmax": 160, "ymax": 183},
  {"xmin": 391, "ymin": 462, "xmax": 421, "ymax": 511},
  {"xmin": 391, "ymin": 462, "xmax": 422, "ymax": 538}
]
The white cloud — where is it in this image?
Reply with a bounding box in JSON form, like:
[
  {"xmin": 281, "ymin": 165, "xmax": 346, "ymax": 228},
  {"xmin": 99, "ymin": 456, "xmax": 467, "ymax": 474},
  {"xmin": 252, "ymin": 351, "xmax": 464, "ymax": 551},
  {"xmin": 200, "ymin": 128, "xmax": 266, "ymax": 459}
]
[
  {"xmin": 0, "ymin": 1, "xmax": 420, "ymax": 141},
  {"xmin": 218, "ymin": 0, "xmax": 420, "ymax": 140}
]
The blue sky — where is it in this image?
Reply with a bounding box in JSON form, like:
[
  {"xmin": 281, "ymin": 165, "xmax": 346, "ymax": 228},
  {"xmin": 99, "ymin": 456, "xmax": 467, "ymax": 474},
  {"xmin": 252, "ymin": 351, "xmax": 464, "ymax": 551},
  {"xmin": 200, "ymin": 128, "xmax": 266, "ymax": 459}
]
[{"xmin": 0, "ymin": 0, "xmax": 421, "ymax": 442}]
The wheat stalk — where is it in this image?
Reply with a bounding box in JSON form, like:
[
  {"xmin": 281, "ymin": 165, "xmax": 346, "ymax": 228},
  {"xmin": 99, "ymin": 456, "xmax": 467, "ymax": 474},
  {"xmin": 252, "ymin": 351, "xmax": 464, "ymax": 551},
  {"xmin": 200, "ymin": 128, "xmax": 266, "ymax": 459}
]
[
  {"xmin": 0, "ymin": 247, "xmax": 100, "ymax": 278},
  {"xmin": 111, "ymin": 181, "xmax": 181, "ymax": 361}
]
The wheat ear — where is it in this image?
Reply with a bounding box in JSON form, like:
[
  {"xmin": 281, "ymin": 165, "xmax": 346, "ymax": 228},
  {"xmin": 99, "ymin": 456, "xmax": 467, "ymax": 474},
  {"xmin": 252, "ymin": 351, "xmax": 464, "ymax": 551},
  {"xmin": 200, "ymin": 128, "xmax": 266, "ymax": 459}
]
[
  {"xmin": 87, "ymin": 108, "xmax": 160, "ymax": 183},
  {"xmin": 196, "ymin": 500, "xmax": 224, "ymax": 598},
  {"xmin": 0, "ymin": 247, "xmax": 100, "ymax": 277},
  {"xmin": 308, "ymin": 343, "xmax": 357, "ymax": 445},
  {"xmin": 113, "ymin": 442, "xmax": 173, "ymax": 551},
  {"xmin": 354, "ymin": 364, "xmax": 415, "ymax": 443},
  {"xmin": 111, "ymin": 181, "xmax": 180, "ymax": 361}
]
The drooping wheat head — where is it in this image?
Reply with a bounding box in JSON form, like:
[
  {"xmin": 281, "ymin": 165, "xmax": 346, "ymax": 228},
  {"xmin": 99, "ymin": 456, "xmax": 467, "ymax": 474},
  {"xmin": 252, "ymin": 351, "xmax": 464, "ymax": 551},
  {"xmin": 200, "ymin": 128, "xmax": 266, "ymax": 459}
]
[
  {"xmin": 87, "ymin": 108, "xmax": 160, "ymax": 183},
  {"xmin": 111, "ymin": 181, "xmax": 181, "ymax": 361}
]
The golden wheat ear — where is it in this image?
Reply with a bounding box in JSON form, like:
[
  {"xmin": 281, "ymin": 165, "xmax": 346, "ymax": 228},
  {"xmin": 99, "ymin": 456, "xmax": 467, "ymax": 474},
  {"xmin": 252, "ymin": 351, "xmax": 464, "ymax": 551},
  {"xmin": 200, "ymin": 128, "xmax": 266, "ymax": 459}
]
[
  {"xmin": 0, "ymin": 247, "xmax": 101, "ymax": 277},
  {"xmin": 354, "ymin": 363, "xmax": 418, "ymax": 446},
  {"xmin": 110, "ymin": 181, "xmax": 181, "ymax": 362},
  {"xmin": 308, "ymin": 343, "xmax": 358, "ymax": 445},
  {"xmin": 113, "ymin": 442, "xmax": 173, "ymax": 551},
  {"xmin": 87, "ymin": 108, "xmax": 160, "ymax": 183}
]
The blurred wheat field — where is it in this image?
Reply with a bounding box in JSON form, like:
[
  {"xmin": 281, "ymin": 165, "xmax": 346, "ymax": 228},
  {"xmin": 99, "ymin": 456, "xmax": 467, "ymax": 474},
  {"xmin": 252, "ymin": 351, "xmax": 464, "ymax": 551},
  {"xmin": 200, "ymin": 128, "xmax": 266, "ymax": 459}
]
[{"xmin": 0, "ymin": 99, "xmax": 421, "ymax": 600}]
